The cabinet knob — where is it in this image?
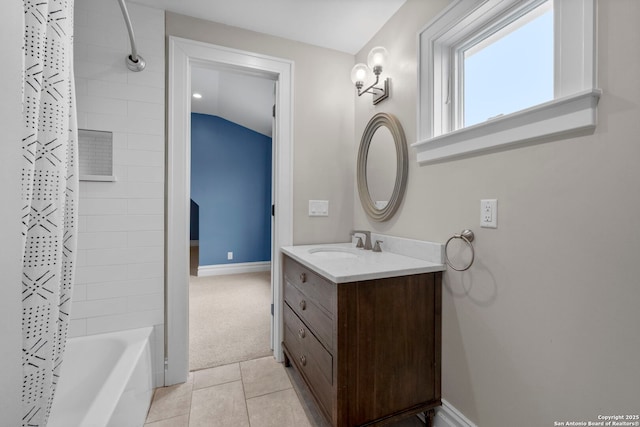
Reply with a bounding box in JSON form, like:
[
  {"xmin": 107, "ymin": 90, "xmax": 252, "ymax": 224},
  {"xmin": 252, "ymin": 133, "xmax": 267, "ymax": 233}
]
[
  {"xmin": 300, "ymin": 355, "xmax": 307, "ymax": 366},
  {"xmin": 299, "ymin": 300, "xmax": 306, "ymax": 311},
  {"xmin": 299, "ymin": 272, "xmax": 306, "ymax": 283},
  {"xmin": 298, "ymin": 328, "xmax": 306, "ymax": 339}
]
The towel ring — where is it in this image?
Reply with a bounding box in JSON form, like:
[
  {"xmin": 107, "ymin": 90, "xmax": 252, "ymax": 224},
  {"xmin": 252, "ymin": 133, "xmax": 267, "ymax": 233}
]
[{"xmin": 445, "ymin": 229, "xmax": 475, "ymax": 271}]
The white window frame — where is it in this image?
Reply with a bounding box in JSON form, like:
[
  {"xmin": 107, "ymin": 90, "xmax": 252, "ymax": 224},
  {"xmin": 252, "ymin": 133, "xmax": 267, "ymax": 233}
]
[{"xmin": 413, "ymin": 0, "xmax": 600, "ymax": 164}]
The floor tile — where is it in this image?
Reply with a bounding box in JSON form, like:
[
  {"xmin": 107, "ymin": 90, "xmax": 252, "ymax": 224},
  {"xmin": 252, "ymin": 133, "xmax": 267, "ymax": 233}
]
[
  {"xmin": 246, "ymin": 388, "xmax": 312, "ymax": 427},
  {"xmin": 240, "ymin": 356, "xmax": 292, "ymax": 399},
  {"xmin": 144, "ymin": 414, "xmax": 189, "ymax": 427},
  {"xmin": 145, "ymin": 375, "xmax": 194, "ymax": 423},
  {"xmin": 193, "ymin": 363, "xmax": 241, "ymax": 390},
  {"xmin": 143, "ymin": 356, "xmax": 425, "ymax": 427},
  {"xmin": 189, "ymin": 380, "xmax": 249, "ymax": 427}
]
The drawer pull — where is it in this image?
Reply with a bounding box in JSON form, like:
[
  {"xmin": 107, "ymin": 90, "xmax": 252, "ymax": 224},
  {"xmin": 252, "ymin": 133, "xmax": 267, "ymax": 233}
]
[
  {"xmin": 299, "ymin": 300, "xmax": 307, "ymax": 311},
  {"xmin": 300, "ymin": 355, "xmax": 307, "ymax": 366},
  {"xmin": 298, "ymin": 328, "xmax": 306, "ymax": 339},
  {"xmin": 299, "ymin": 272, "xmax": 307, "ymax": 283}
]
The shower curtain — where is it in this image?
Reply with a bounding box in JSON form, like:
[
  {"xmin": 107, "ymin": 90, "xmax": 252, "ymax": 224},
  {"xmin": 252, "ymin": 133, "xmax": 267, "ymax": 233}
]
[{"xmin": 21, "ymin": 0, "xmax": 78, "ymax": 425}]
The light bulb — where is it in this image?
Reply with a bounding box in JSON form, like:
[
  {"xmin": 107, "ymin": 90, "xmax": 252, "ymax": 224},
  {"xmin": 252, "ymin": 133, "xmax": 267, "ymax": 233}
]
[
  {"xmin": 350, "ymin": 63, "xmax": 369, "ymax": 84},
  {"xmin": 367, "ymin": 46, "xmax": 388, "ymax": 73}
]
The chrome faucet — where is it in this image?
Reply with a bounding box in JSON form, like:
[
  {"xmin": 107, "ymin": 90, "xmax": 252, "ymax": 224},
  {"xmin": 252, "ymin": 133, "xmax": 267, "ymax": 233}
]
[{"xmin": 351, "ymin": 230, "xmax": 372, "ymax": 250}]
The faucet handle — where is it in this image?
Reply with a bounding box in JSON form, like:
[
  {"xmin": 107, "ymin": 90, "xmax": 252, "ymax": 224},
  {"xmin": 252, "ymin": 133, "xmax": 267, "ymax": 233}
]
[
  {"xmin": 355, "ymin": 236, "xmax": 364, "ymax": 248},
  {"xmin": 373, "ymin": 240, "xmax": 383, "ymax": 252}
]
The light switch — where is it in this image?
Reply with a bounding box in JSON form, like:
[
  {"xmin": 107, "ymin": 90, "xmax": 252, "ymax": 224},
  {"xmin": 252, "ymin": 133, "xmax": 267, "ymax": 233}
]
[{"xmin": 309, "ymin": 200, "xmax": 329, "ymax": 217}]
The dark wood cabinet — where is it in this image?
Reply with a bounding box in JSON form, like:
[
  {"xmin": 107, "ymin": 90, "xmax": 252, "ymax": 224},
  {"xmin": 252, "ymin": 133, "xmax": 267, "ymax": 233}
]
[{"xmin": 282, "ymin": 255, "xmax": 442, "ymax": 426}]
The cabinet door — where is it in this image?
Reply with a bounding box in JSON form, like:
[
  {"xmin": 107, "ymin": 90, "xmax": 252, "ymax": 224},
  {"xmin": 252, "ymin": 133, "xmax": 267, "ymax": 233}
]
[{"xmin": 338, "ymin": 273, "xmax": 442, "ymax": 426}]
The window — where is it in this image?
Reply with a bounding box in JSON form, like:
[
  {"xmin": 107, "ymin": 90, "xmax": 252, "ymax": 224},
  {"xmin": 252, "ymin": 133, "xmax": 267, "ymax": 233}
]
[
  {"xmin": 462, "ymin": 1, "xmax": 553, "ymax": 127},
  {"xmin": 414, "ymin": 0, "xmax": 600, "ymax": 164}
]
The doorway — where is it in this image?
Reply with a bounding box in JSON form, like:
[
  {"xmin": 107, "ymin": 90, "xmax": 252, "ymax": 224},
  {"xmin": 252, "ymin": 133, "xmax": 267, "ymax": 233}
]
[
  {"xmin": 189, "ymin": 65, "xmax": 275, "ymax": 371},
  {"xmin": 167, "ymin": 36, "xmax": 293, "ymax": 386}
]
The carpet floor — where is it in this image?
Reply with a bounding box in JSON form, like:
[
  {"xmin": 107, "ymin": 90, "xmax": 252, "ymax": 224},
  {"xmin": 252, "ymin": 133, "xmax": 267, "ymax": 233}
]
[{"xmin": 189, "ymin": 271, "xmax": 272, "ymax": 371}]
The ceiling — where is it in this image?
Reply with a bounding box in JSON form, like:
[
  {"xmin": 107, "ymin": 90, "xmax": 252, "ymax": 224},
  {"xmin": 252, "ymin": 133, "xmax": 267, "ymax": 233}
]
[
  {"xmin": 191, "ymin": 66, "xmax": 275, "ymax": 137},
  {"xmin": 131, "ymin": 0, "xmax": 406, "ymax": 54},
  {"xmin": 131, "ymin": 0, "xmax": 406, "ymax": 137}
]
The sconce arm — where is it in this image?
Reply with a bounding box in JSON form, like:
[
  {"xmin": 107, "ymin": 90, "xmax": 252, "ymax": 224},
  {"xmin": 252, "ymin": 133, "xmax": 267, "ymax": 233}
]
[
  {"xmin": 357, "ymin": 74, "xmax": 384, "ymax": 96},
  {"xmin": 356, "ymin": 75, "xmax": 390, "ymax": 105}
]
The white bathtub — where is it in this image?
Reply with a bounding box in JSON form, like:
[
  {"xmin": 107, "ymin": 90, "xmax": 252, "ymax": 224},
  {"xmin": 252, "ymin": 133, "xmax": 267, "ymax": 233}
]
[{"xmin": 49, "ymin": 327, "xmax": 154, "ymax": 427}]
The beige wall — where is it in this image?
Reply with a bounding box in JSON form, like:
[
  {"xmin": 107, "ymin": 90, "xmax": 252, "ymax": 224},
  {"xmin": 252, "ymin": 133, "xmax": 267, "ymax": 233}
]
[
  {"xmin": 354, "ymin": 0, "xmax": 640, "ymax": 425},
  {"xmin": 166, "ymin": 13, "xmax": 356, "ymax": 245}
]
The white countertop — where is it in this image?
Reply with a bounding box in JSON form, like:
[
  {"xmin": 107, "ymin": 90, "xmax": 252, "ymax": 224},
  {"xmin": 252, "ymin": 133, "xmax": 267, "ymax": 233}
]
[{"xmin": 281, "ymin": 242, "xmax": 445, "ymax": 283}]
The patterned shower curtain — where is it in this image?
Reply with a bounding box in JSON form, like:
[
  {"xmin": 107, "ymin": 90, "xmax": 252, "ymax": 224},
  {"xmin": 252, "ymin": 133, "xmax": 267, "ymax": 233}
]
[{"xmin": 21, "ymin": 0, "xmax": 78, "ymax": 425}]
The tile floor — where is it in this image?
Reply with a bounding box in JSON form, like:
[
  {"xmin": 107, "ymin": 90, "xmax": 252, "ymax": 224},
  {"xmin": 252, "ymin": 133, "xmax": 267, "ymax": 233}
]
[
  {"xmin": 144, "ymin": 356, "xmax": 310, "ymax": 427},
  {"xmin": 145, "ymin": 355, "xmax": 426, "ymax": 427}
]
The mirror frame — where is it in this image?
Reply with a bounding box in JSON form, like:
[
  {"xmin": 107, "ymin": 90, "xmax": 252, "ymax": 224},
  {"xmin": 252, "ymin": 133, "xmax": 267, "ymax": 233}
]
[{"xmin": 357, "ymin": 112, "xmax": 408, "ymax": 222}]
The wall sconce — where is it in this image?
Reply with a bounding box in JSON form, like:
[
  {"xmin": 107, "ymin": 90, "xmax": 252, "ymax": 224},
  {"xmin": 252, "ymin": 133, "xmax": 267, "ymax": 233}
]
[{"xmin": 351, "ymin": 46, "xmax": 390, "ymax": 105}]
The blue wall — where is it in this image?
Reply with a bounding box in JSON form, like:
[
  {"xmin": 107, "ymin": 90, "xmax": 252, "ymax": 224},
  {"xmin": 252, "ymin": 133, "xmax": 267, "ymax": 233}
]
[{"xmin": 191, "ymin": 113, "xmax": 272, "ymax": 266}]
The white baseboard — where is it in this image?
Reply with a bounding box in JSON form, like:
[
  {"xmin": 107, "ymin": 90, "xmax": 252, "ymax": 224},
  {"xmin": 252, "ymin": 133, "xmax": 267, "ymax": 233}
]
[
  {"xmin": 415, "ymin": 399, "xmax": 476, "ymax": 427},
  {"xmin": 197, "ymin": 261, "xmax": 271, "ymax": 277},
  {"xmin": 433, "ymin": 399, "xmax": 477, "ymax": 427}
]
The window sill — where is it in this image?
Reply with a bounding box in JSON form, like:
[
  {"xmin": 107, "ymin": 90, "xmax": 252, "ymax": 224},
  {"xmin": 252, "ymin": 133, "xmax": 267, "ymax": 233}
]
[{"xmin": 412, "ymin": 89, "xmax": 601, "ymax": 164}]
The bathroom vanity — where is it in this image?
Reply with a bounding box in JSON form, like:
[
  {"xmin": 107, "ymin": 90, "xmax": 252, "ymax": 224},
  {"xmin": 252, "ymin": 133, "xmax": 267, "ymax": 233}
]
[{"xmin": 281, "ymin": 240, "xmax": 445, "ymax": 427}]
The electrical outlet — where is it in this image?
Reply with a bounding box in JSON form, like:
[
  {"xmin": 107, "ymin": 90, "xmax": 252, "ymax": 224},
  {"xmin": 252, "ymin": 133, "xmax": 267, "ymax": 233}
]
[
  {"xmin": 227, "ymin": 252, "xmax": 233, "ymax": 260},
  {"xmin": 480, "ymin": 199, "xmax": 497, "ymax": 228}
]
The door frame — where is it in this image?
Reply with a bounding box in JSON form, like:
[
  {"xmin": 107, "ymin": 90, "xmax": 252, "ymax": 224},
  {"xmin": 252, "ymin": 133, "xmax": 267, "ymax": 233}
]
[{"xmin": 166, "ymin": 36, "xmax": 293, "ymax": 385}]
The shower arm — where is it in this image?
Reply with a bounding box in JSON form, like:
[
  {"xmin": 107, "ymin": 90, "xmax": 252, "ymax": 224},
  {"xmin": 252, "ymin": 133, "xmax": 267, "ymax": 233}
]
[{"xmin": 116, "ymin": 0, "xmax": 145, "ymax": 72}]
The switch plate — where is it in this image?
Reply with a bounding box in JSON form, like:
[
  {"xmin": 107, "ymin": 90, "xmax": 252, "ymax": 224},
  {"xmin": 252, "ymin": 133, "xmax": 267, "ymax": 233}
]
[
  {"xmin": 309, "ymin": 200, "xmax": 329, "ymax": 217},
  {"xmin": 227, "ymin": 252, "xmax": 233, "ymax": 260},
  {"xmin": 480, "ymin": 199, "xmax": 497, "ymax": 228}
]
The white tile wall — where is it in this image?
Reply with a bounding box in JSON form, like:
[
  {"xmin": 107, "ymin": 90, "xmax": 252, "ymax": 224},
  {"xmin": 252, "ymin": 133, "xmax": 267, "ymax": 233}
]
[
  {"xmin": 128, "ymin": 134, "xmax": 164, "ymax": 151},
  {"xmin": 86, "ymin": 278, "xmax": 162, "ymax": 300},
  {"xmin": 79, "ymin": 198, "xmax": 128, "ymax": 215},
  {"xmin": 73, "ymin": 0, "xmax": 165, "ymax": 387},
  {"xmin": 128, "ymin": 198, "xmax": 164, "ymax": 215}
]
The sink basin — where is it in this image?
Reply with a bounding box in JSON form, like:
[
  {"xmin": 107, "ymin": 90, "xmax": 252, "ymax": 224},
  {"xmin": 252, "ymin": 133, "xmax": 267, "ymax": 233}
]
[{"xmin": 308, "ymin": 248, "xmax": 359, "ymax": 259}]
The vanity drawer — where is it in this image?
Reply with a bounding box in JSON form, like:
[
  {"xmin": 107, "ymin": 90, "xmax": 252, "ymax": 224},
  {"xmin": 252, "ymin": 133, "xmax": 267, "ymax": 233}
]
[
  {"xmin": 284, "ymin": 279, "xmax": 333, "ymax": 351},
  {"xmin": 284, "ymin": 304, "xmax": 333, "ymax": 415},
  {"xmin": 283, "ymin": 256, "xmax": 335, "ymax": 316}
]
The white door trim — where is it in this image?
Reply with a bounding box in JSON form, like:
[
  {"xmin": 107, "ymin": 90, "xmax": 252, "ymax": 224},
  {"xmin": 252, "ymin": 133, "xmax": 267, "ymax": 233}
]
[{"xmin": 166, "ymin": 36, "xmax": 293, "ymax": 385}]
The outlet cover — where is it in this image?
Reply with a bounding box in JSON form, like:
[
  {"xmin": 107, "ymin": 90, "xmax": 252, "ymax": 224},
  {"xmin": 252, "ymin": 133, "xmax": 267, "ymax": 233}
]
[
  {"xmin": 480, "ymin": 199, "xmax": 497, "ymax": 228},
  {"xmin": 309, "ymin": 200, "xmax": 329, "ymax": 217},
  {"xmin": 227, "ymin": 252, "xmax": 233, "ymax": 260}
]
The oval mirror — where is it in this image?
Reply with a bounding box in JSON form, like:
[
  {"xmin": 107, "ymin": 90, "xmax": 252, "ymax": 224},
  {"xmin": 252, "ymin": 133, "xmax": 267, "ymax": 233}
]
[
  {"xmin": 366, "ymin": 126, "xmax": 396, "ymax": 210},
  {"xmin": 357, "ymin": 113, "xmax": 408, "ymax": 222}
]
